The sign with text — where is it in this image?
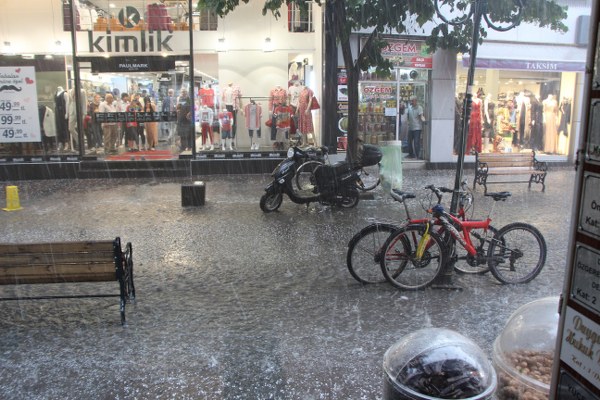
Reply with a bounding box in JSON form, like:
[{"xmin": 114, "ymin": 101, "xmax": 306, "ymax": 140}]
[
  {"xmin": 588, "ymin": 100, "xmax": 600, "ymax": 163},
  {"xmin": 578, "ymin": 173, "xmax": 600, "ymax": 239},
  {"xmin": 560, "ymin": 307, "xmax": 600, "ymax": 390},
  {"xmin": 0, "ymin": 66, "xmax": 41, "ymax": 143},
  {"xmin": 572, "ymin": 244, "xmax": 600, "ymax": 314},
  {"xmin": 558, "ymin": 370, "xmax": 600, "ymax": 400},
  {"xmin": 361, "ymin": 38, "xmax": 433, "ymax": 69}
]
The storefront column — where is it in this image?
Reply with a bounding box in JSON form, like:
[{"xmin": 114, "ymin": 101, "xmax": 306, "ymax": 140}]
[
  {"xmin": 485, "ymin": 69, "xmax": 499, "ymax": 98},
  {"xmin": 430, "ymin": 49, "xmax": 457, "ymax": 163}
]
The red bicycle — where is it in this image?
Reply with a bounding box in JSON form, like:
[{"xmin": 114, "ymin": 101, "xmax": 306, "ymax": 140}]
[{"xmin": 380, "ymin": 191, "xmax": 547, "ymax": 290}]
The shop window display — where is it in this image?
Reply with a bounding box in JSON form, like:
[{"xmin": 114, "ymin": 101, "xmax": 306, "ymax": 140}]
[
  {"xmin": 454, "ymin": 68, "xmax": 573, "ymax": 156},
  {"xmin": 455, "ymin": 90, "xmax": 572, "ymax": 156}
]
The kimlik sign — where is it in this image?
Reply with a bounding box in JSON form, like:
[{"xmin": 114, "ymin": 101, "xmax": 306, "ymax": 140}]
[{"xmin": 87, "ymin": 31, "xmax": 174, "ymax": 53}]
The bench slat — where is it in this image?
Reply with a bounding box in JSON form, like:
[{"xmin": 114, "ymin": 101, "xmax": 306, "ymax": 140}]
[
  {"xmin": 0, "ymin": 241, "xmax": 114, "ymax": 255},
  {"xmin": 0, "ymin": 252, "xmax": 114, "ymax": 266},
  {"xmin": 0, "ymin": 262, "xmax": 116, "ymax": 285}
]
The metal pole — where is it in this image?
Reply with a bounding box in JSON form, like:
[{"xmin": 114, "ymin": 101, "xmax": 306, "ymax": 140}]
[{"xmin": 450, "ymin": 0, "xmax": 485, "ymax": 214}]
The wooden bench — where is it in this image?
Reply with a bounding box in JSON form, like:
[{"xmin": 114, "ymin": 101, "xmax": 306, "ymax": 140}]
[
  {"xmin": 0, "ymin": 237, "xmax": 135, "ymax": 325},
  {"xmin": 473, "ymin": 151, "xmax": 548, "ymax": 193}
]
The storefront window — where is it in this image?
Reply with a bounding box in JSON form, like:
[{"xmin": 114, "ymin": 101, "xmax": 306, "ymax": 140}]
[
  {"xmin": 455, "ymin": 59, "xmax": 577, "ymax": 156},
  {"xmin": 69, "ymin": 1, "xmax": 194, "ymax": 159},
  {"xmin": 0, "ymin": 55, "xmax": 74, "ymax": 159}
]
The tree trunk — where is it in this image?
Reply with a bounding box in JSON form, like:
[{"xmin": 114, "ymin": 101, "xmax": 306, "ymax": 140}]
[
  {"xmin": 323, "ymin": 1, "xmax": 339, "ymax": 154},
  {"xmin": 345, "ymin": 64, "xmax": 360, "ymax": 163}
]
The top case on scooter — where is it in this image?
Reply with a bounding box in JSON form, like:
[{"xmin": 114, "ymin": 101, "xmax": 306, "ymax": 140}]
[{"xmin": 314, "ymin": 162, "xmax": 353, "ymax": 193}]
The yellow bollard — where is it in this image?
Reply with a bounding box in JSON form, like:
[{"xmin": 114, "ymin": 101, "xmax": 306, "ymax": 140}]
[{"xmin": 3, "ymin": 186, "xmax": 23, "ymax": 211}]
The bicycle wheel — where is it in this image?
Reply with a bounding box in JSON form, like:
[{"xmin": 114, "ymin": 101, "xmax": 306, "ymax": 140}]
[
  {"xmin": 380, "ymin": 224, "xmax": 446, "ymax": 290},
  {"xmin": 487, "ymin": 222, "xmax": 547, "ymax": 284},
  {"xmin": 347, "ymin": 223, "xmax": 399, "ymax": 284},
  {"xmin": 453, "ymin": 226, "xmax": 499, "ymax": 274},
  {"xmin": 357, "ymin": 164, "xmax": 380, "ymax": 191},
  {"xmin": 295, "ymin": 160, "xmax": 323, "ymax": 192}
]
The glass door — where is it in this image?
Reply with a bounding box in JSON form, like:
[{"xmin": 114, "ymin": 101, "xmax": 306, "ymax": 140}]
[{"xmin": 358, "ymin": 81, "xmax": 397, "ymax": 145}]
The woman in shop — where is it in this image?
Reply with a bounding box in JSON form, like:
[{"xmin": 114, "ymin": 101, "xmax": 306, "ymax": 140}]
[
  {"xmin": 126, "ymin": 96, "xmax": 143, "ymax": 152},
  {"xmin": 87, "ymin": 93, "xmax": 103, "ymax": 153},
  {"xmin": 143, "ymin": 96, "xmax": 159, "ymax": 151},
  {"xmin": 177, "ymin": 88, "xmax": 194, "ymax": 152}
]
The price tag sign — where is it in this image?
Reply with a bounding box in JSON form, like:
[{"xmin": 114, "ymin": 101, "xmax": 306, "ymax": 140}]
[
  {"xmin": 578, "ymin": 173, "xmax": 600, "ymax": 239},
  {"xmin": 572, "ymin": 244, "xmax": 600, "ymax": 314},
  {"xmin": 560, "ymin": 307, "xmax": 600, "ymax": 390},
  {"xmin": 0, "ymin": 66, "xmax": 41, "ymax": 143}
]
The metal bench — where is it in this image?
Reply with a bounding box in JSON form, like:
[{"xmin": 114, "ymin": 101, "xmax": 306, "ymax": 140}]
[
  {"xmin": 0, "ymin": 237, "xmax": 135, "ymax": 325},
  {"xmin": 473, "ymin": 151, "xmax": 547, "ymax": 193}
]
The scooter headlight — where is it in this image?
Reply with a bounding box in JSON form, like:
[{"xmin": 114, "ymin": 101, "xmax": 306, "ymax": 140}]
[{"xmin": 287, "ymin": 147, "xmax": 295, "ymax": 158}]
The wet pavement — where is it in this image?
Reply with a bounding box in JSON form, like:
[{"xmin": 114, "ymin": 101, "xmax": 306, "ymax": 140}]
[{"xmin": 0, "ymin": 166, "xmax": 575, "ymax": 399}]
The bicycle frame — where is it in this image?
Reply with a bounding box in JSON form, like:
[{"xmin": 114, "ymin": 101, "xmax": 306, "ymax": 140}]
[{"xmin": 434, "ymin": 212, "xmax": 492, "ymax": 256}]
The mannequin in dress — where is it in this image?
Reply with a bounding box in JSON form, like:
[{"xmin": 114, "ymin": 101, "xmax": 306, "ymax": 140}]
[
  {"xmin": 297, "ymin": 85, "xmax": 316, "ymax": 146},
  {"xmin": 466, "ymin": 90, "xmax": 483, "ymax": 154},
  {"xmin": 542, "ymin": 94, "xmax": 558, "ymax": 153}
]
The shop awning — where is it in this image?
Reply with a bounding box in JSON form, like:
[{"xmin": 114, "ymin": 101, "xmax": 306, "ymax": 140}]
[{"xmin": 462, "ymin": 55, "xmax": 585, "ymax": 72}]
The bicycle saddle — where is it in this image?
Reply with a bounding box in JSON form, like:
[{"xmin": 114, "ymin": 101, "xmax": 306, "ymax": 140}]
[
  {"xmin": 391, "ymin": 189, "xmax": 416, "ymax": 202},
  {"xmin": 485, "ymin": 191, "xmax": 512, "ymax": 201}
]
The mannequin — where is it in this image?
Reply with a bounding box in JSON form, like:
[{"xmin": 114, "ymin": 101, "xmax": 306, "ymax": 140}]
[
  {"xmin": 273, "ymin": 100, "xmax": 293, "ymax": 150},
  {"xmin": 515, "ymin": 91, "xmax": 531, "ymax": 148},
  {"xmin": 199, "ymin": 83, "xmax": 215, "ymax": 109},
  {"xmin": 218, "ymin": 107, "xmax": 234, "ymax": 150},
  {"xmin": 39, "ymin": 105, "xmax": 56, "ymax": 152},
  {"xmin": 54, "ymin": 87, "xmax": 69, "ymax": 151},
  {"xmin": 66, "ymin": 87, "xmax": 88, "ymax": 152},
  {"xmin": 221, "ymin": 82, "xmax": 242, "ymax": 144},
  {"xmin": 199, "ymin": 105, "xmax": 214, "ymax": 150},
  {"xmin": 530, "ymin": 95, "xmax": 544, "ymax": 152},
  {"xmin": 557, "ymin": 97, "xmax": 571, "ymax": 154},
  {"xmin": 483, "ymin": 93, "xmax": 495, "ymax": 147},
  {"xmin": 288, "ymin": 81, "xmax": 302, "ymax": 112},
  {"xmin": 297, "ymin": 85, "xmax": 316, "ymax": 145},
  {"xmin": 269, "ymin": 85, "xmax": 288, "ymax": 112},
  {"xmin": 466, "ymin": 90, "xmax": 483, "ymax": 154},
  {"xmin": 542, "ymin": 94, "xmax": 558, "ymax": 153},
  {"xmin": 244, "ymin": 100, "xmax": 262, "ymax": 150}
]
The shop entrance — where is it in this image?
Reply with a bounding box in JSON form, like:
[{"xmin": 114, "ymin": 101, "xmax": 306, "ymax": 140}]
[
  {"xmin": 358, "ymin": 73, "xmax": 429, "ymax": 158},
  {"xmin": 76, "ymin": 56, "xmax": 189, "ymax": 160}
]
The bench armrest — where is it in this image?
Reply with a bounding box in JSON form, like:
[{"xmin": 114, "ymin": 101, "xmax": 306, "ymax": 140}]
[
  {"xmin": 533, "ymin": 158, "xmax": 548, "ymax": 172},
  {"xmin": 476, "ymin": 161, "xmax": 489, "ymax": 174}
]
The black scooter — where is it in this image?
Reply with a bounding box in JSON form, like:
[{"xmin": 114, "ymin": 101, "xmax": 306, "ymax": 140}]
[{"xmin": 259, "ymin": 145, "xmax": 382, "ymax": 212}]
